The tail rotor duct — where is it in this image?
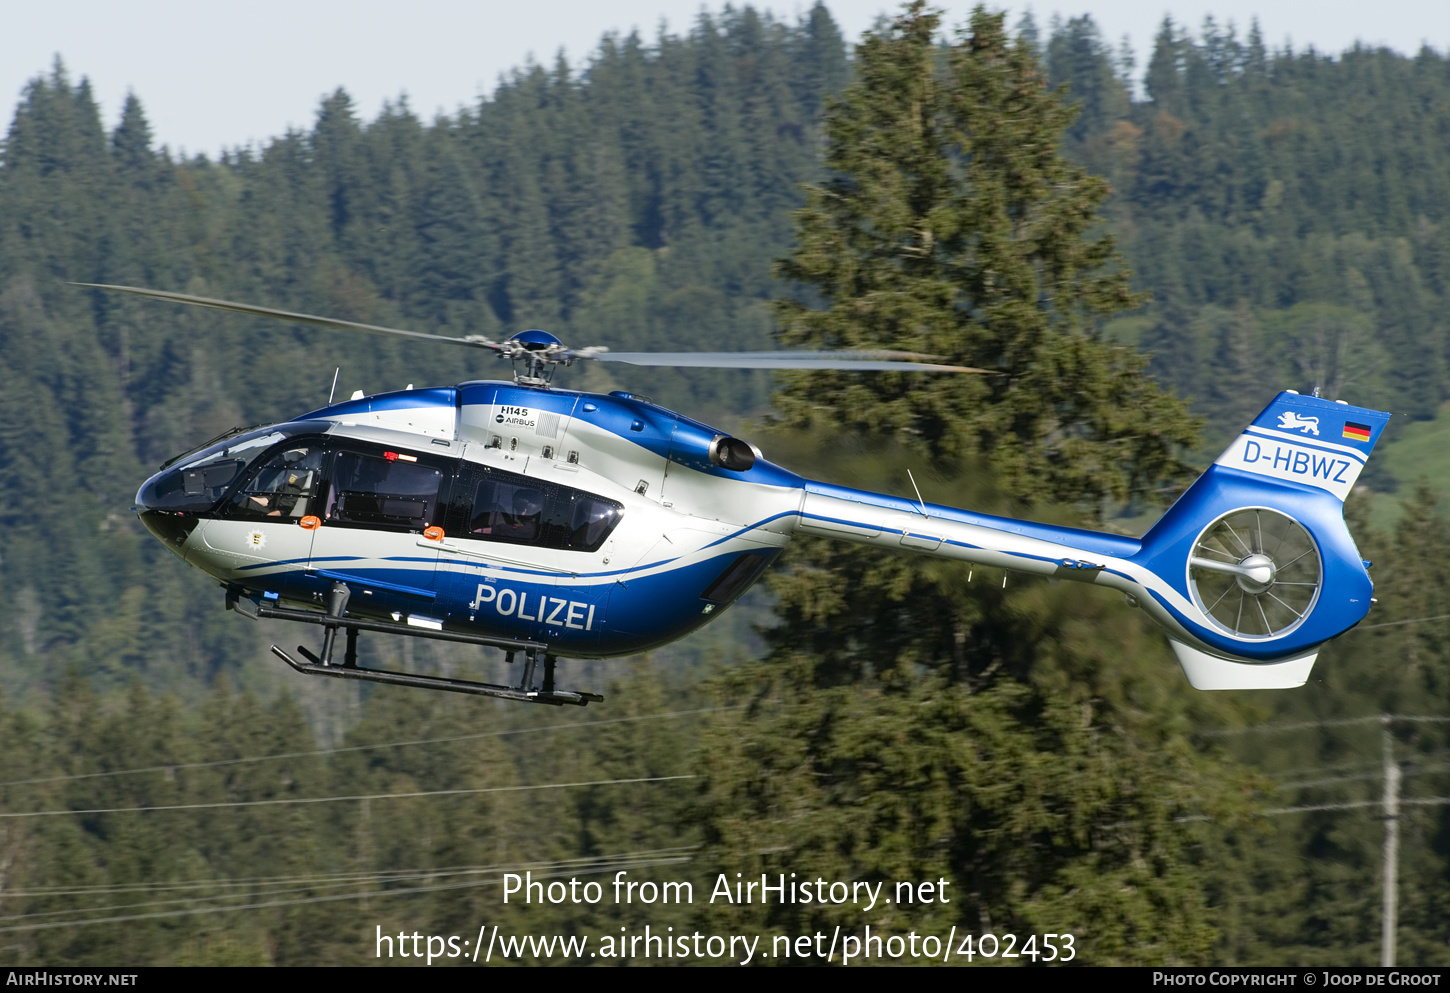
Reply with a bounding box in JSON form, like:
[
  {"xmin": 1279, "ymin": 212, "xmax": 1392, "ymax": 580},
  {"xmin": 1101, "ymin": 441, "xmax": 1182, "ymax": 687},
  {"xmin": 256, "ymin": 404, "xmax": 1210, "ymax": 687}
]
[{"xmin": 1188, "ymin": 508, "xmax": 1323, "ymax": 640}]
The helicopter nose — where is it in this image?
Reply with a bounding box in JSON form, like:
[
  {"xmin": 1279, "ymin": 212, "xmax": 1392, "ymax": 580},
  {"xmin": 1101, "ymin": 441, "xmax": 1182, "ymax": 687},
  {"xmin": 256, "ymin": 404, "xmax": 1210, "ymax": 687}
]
[
  {"xmin": 138, "ymin": 509, "xmax": 200, "ymax": 551},
  {"xmin": 135, "ymin": 462, "xmax": 214, "ymax": 549},
  {"xmin": 137, "ymin": 453, "xmax": 247, "ymax": 515}
]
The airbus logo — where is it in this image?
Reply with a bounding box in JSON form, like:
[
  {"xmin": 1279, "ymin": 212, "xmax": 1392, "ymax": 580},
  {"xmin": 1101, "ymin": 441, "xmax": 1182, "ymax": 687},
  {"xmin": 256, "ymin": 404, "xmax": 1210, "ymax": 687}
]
[{"xmin": 493, "ymin": 405, "xmax": 536, "ymax": 429}]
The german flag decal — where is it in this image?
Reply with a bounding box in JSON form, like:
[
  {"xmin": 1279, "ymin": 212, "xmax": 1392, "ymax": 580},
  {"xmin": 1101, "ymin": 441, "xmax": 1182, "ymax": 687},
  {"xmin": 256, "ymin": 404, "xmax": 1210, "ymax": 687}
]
[{"xmin": 1343, "ymin": 422, "xmax": 1372, "ymax": 442}]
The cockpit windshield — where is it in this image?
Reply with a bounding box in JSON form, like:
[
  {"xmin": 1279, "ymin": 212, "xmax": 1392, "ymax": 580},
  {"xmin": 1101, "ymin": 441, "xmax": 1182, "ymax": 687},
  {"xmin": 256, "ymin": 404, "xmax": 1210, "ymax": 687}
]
[{"xmin": 137, "ymin": 423, "xmax": 325, "ymax": 514}]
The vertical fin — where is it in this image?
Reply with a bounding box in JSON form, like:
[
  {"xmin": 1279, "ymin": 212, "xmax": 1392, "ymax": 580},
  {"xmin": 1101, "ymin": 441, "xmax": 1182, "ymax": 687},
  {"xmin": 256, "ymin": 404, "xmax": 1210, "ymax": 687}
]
[{"xmin": 1211, "ymin": 391, "xmax": 1389, "ymax": 502}]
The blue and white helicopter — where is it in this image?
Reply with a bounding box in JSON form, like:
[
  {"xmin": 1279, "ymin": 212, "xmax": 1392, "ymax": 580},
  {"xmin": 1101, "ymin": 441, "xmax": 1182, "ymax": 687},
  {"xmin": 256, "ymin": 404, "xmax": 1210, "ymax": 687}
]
[{"xmin": 88, "ymin": 283, "xmax": 1391, "ymax": 706}]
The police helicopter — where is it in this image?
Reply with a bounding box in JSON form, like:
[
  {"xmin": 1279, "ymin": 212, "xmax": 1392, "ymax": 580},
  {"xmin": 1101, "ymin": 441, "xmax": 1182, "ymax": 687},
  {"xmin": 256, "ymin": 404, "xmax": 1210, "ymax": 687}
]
[{"xmin": 83, "ymin": 282, "xmax": 1391, "ymax": 705}]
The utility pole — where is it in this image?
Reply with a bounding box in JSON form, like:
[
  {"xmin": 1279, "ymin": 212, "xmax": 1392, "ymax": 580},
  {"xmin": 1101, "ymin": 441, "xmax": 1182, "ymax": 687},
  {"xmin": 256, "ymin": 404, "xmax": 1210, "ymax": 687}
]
[{"xmin": 1381, "ymin": 713, "xmax": 1401, "ymax": 967}]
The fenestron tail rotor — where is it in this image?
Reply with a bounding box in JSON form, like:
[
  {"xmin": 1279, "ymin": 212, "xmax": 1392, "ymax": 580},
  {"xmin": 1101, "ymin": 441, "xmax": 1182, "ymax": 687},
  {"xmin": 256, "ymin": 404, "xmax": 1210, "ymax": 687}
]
[
  {"xmin": 72, "ymin": 283, "xmax": 991, "ymax": 383},
  {"xmin": 1188, "ymin": 508, "xmax": 1323, "ymax": 639}
]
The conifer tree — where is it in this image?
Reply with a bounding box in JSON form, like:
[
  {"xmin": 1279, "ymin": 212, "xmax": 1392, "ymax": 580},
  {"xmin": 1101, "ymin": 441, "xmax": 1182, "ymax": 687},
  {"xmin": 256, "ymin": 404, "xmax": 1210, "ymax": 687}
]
[
  {"xmin": 1048, "ymin": 15, "xmax": 1130, "ymax": 144},
  {"xmin": 692, "ymin": 5, "xmax": 1244, "ymax": 966},
  {"xmin": 772, "ymin": 1, "xmax": 1195, "ymax": 509}
]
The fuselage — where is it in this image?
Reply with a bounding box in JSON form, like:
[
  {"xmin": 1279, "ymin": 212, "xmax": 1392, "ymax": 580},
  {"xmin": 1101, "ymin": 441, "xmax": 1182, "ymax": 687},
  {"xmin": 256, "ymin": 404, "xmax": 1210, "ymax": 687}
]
[
  {"xmin": 135, "ymin": 381, "xmax": 1380, "ymax": 679},
  {"xmin": 137, "ymin": 381, "xmax": 803, "ymax": 657}
]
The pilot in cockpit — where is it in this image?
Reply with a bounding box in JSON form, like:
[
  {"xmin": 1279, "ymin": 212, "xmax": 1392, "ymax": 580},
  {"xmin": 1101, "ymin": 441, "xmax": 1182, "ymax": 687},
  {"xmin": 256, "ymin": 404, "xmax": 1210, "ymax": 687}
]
[{"xmin": 246, "ymin": 447, "xmax": 322, "ymax": 517}]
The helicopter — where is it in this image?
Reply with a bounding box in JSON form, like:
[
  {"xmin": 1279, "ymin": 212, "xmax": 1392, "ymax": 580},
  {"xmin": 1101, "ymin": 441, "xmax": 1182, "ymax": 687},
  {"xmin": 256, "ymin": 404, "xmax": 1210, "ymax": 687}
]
[{"xmin": 85, "ymin": 282, "xmax": 1391, "ymax": 706}]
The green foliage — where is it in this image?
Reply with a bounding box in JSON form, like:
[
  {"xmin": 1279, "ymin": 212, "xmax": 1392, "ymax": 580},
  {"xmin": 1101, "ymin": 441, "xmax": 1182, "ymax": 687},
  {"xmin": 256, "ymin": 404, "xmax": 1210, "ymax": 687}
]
[
  {"xmin": 0, "ymin": 7, "xmax": 848, "ymax": 698},
  {"xmin": 1371, "ymin": 409, "xmax": 1450, "ymax": 526},
  {"xmin": 772, "ymin": 3, "xmax": 1197, "ymax": 510},
  {"xmin": 0, "ymin": 665, "xmax": 704, "ymax": 965},
  {"xmin": 691, "ymin": 433, "xmax": 1257, "ymax": 964},
  {"xmin": 1191, "ymin": 490, "xmax": 1450, "ymax": 965},
  {"xmin": 1065, "ymin": 17, "xmax": 1450, "ymax": 429}
]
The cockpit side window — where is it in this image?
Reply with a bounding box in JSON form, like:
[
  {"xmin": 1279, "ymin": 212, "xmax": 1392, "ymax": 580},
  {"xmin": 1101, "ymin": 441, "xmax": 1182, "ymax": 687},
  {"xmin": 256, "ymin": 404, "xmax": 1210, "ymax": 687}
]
[
  {"xmin": 226, "ymin": 446, "xmax": 324, "ymax": 521},
  {"xmin": 568, "ymin": 495, "xmax": 621, "ymax": 552}
]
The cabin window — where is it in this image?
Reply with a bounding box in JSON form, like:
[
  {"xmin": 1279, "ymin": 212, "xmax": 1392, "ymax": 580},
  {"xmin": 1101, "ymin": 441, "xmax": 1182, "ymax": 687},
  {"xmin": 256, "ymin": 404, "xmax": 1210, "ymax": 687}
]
[
  {"xmin": 325, "ymin": 452, "xmax": 442, "ymax": 530},
  {"xmin": 469, "ymin": 480, "xmax": 544, "ymax": 542},
  {"xmin": 566, "ymin": 495, "xmax": 621, "ymax": 552},
  {"xmin": 463, "ymin": 471, "xmax": 622, "ymax": 552}
]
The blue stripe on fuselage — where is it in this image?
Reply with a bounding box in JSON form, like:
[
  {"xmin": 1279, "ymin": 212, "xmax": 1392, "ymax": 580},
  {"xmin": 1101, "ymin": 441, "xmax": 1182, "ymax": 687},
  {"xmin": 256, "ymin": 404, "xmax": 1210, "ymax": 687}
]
[
  {"xmin": 441, "ymin": 546, "xmax": 780, "ymax": 657},
  {"xmin": 802, "ymin": 480, "xmax": 1143, "ymax": 559},
  {"xmin": 457, "ymin": 381, "xmax": 805, "ymax": 489},
  {"xmin": 302, "ymin": 381, "xmax": 807, "ymax": 490}
]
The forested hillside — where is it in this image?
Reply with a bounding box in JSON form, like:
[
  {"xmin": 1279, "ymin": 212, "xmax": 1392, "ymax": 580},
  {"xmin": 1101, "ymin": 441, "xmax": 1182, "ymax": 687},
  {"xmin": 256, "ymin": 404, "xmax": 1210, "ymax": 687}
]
[
  {"xmin": 1046, "ymin": 16, "xmax": 1450, "ymax": 458},
  {"xmin": 0, "ymin": 6, "xmax": 846, "ymax": 702},
  {"xmin": 0, "ymin": 2, "xmax": 1447, "ymax": 966}
]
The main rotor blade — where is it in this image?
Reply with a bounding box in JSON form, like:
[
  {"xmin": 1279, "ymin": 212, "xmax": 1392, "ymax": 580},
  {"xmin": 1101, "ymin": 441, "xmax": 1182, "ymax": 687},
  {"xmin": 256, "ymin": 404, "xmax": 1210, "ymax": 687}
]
[
  {"xmin": 588, "ymin": 349, "xmax": 952, "ymax": 361},
  {"xmin": 581, "ymin": 351, "xmax": 989, "ymax": 373},
  {"xmin": 71, "ymin": 283, "xmax": 502, "ymax": 351}
]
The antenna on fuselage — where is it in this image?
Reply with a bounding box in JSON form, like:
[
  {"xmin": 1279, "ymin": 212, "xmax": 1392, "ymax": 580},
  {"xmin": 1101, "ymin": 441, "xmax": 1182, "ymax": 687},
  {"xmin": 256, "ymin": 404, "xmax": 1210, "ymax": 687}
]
[
  {"xmin": 328, "ymin": 367, "xmax": 340, "ymax": 406},
  {"xmin": 906, "ymin": 469, "xmax": 929, "ymax": 519}
]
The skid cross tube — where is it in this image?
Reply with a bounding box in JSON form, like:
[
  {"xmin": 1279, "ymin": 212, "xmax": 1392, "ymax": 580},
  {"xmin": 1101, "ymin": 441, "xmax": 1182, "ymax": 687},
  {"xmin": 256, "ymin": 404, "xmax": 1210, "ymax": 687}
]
[
  {"xmin": 243, "ymin": 598, "xmax": 600, "ymax": 706},
  {"xmin": 268, "ymin": 645, "xmax": 601, "ymax": 706}
]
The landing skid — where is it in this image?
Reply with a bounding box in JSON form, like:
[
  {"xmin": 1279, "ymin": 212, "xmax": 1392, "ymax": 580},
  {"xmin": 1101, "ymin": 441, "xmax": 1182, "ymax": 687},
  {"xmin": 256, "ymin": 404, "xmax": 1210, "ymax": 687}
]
[{"xmin": 228, "ymin": 584, "xmax": 603, "ymax": 707}]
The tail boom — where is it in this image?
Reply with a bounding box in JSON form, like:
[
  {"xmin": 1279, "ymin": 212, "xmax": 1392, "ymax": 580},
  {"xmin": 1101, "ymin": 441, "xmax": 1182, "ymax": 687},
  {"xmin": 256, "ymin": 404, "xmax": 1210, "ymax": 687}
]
[{"xmin": 789, "ymin": 392, "xmax": 1390, "ymax": 690}]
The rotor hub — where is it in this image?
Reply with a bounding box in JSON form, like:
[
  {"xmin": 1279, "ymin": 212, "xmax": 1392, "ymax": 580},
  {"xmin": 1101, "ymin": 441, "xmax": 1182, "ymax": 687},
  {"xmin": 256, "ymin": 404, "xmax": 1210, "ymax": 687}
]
[
  {"xmin": 500, "ymin": 330, "xmax": 573, "ymax": 387},
  {"xmin": 1234, "ymin": 552, "xmax": 1277, "ymax": 594},
  {"xmin": 507, "ymin": 329, "xmax": 565, "ymax": 350}
]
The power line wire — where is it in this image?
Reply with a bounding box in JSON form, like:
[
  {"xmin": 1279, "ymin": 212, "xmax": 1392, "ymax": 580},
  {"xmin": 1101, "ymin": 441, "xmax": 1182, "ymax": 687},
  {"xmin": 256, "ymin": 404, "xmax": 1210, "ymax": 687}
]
[
  {"xmin": 1361, "ymin": 613, "xmax": 1450, "ymax": 630},
  {"xmin": 1199, "ymin": 714, "xmax": 1450, "ymax": 737},
  {"xmin": 1179, "ymin": 795, "xmax": 1450, "ymax": 822},
  {"xmin": 1276, "ymin": 755, "xmax": 1450, "ymax": 791},
  {"xmin": 0, "ymin": 706, "xmax": 731, "ymax": 789},
  {"xmin": 1199, "ymin": 715, "xmax": 1381, "ymax": 736},
  {"xmin": 0, "ymin": 850, "xmax": 699, "ymax": 925},
  {"xmin": 1264, "ymin": 796, "xmax": 1450, "ymax": 816},
  {"xmin": 0, "ymin": 847, "xmax": 699, "ymax": 900},
  {"xmin": 0, "ymin": 851, "xmax": 699, "ymax": 935},
  {"xmin": 0, "ymin": 774, "xmax": 696, "ymax": 819},
  {"xmin": 1278, "ymin": 771, "xmax": 1382, "ymax": 790}
]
